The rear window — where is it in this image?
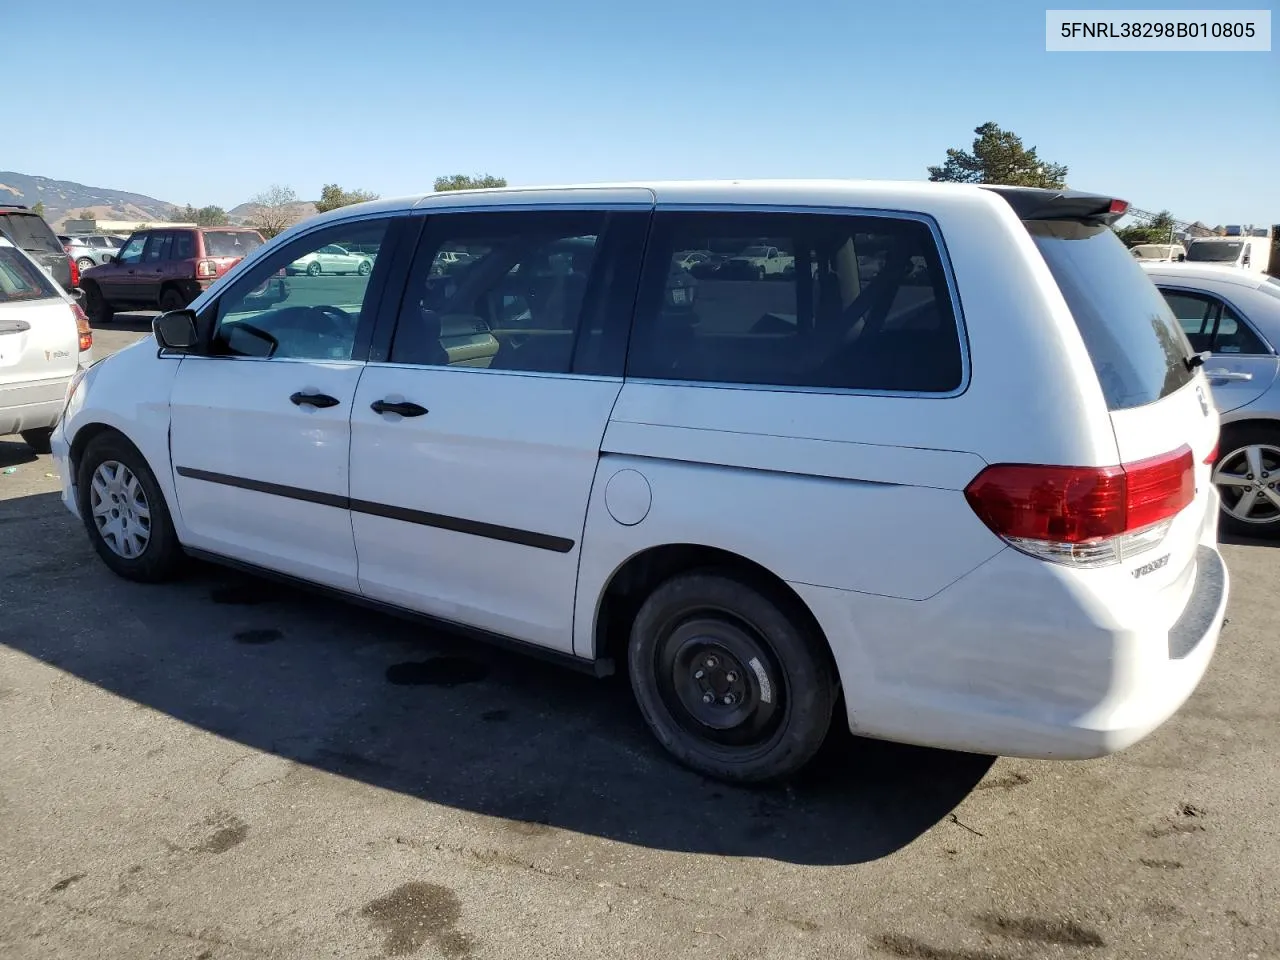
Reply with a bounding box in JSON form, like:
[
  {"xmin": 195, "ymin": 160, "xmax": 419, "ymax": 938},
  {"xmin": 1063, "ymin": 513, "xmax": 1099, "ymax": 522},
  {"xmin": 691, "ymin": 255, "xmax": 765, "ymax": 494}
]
[
  {"xmin": 0, "ymin": 247, "xmax": 59, "ymax": 302},
  {"xmin": 1186, "ymin": 240, "xmax": 1243, "ymax": 263},
  {"xmin": 203, "ymin": 231, "xmax": 263, "ymax": 258},
  {"xmin": 0, "ymin": 212, "xmax": 62, "ymax": 254},
  {"xmin": 1029, "ymin": 220, "xmax": 1195, "ymax": 411}
]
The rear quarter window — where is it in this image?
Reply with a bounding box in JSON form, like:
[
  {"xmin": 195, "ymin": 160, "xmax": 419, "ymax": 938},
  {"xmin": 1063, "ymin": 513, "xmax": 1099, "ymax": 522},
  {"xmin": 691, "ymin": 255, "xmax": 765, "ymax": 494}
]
[
  {"xmin": 0, "ymin": 248, "xmax": 59, "ymax": 302},
  {"xmin": 203, "ymin": 232, "xmax": 264, "ymax": 258},
  {"xmin": 1028, "ymin": 220, "xmax": 1195, "ymax": 410}
]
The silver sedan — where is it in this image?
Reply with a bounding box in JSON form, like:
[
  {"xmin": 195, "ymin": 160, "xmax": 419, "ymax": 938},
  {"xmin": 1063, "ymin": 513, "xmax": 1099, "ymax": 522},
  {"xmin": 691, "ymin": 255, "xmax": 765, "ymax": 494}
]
[{"xmin": 1142, "ymin": 262, "xmax": 1280, "ymax": 538}]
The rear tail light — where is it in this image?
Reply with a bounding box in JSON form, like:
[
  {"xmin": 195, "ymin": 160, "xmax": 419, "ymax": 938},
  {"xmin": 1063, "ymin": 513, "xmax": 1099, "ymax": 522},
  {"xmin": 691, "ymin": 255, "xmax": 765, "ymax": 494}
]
[
  {"xmin": 1203, "ymin": 440, "xmax": 1219, "ymax": 465},
  {"xmin": 196, "ymin": 259, "xmax": 217, "ymax": 279},
  {"xmin": 71, "ymin": 301, "xmax": 93, "ymax": 352},
  {"xmin": 69, "ymin": 257, "xmax": 80, "ymax": 288},
  {"xmin": 964, "ymin": 446, "xmax": 1194, "ymax": 568},
  {"xmin": 1109, "ymin": 198, "xmax": 1130, "ymax": 216}
]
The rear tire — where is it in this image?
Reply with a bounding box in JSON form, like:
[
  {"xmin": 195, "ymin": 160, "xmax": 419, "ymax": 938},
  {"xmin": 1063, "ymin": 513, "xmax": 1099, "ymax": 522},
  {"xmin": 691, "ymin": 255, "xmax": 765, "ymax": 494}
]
[
  {"xmin": 628, "ymin": 571, "xmax": 836, "ymax": 783},
  {"xmin": 20, "ymin": 428, "xmax": 53, "ymax": 454},
  {"xmin": 1213, "ymin": 424, "xmax": 1280, "ymax": 540},
  {"xmin": 76, "ymin": 257, "xmax": 95, "ymax": 273},
  {"xmin": 158, "ymin": 287, "xmax": 187, "ymax": 312},
  {"xmin": 307, "ymin": 261, "xmax": 322, "ymax": 277},
  {"xmin": 76, "ymin": 432, "xmax": 185, "ymax": 582},
  {"xmin": 82, "ymin": 282, "xmax": 113, "ymax": 324}
]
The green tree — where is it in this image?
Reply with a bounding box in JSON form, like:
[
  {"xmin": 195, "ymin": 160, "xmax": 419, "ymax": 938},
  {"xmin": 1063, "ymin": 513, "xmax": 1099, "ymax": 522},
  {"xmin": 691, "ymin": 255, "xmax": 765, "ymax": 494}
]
[
  {"xmin": 31, "ymin": 200, "xmax": 46, "ymax": 217},
  {"xmin": 247, "ymin": 184, "xmax": 300, "ymax": 239},
  {"xmin": 76, "ymin": 209, "xmax": 96, "ymax": 221},
  {"xmin": 928, "ymin": 122, "xmax": 1068, "ymax": 188},
  {"xmin": 176, "ymin": 203, "xmax": 230, "ymax": 226},
  {"xmin": 1116, "ymin": 210, "xmax": 1177, "ymax": 246},
  {"xmin": 314, "ymin": 184, "xmax": 380, "ymax": 214},
  {"xmin": 433, "ymin": 174, "xmax": 507, "ymax": 192}
]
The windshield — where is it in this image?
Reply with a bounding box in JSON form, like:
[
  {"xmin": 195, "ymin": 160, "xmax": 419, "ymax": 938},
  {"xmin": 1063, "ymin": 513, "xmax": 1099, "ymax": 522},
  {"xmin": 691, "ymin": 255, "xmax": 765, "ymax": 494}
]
[
  {"xmin": 1187, "ymin": 240, "xmax": 1243, "ymax": 263},
  {"xmin": 0, "ymin": 247, "xmax": 59, "ymax": 302},
  {"xmin": 0, "ymin": 213, "xmax": 63, "ymax": 254},
  {"xmin": 204, "ymin": 231, "xmax": 263, "ymax": 258},
  {"xmin": 1028, "ymin": 219, "xmax": 1195, "ymax": 411}
]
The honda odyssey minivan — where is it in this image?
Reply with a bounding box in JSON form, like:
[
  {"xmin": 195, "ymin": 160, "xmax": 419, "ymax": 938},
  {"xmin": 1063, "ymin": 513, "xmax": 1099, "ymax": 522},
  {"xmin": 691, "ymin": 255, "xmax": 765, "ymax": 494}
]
[{"xmin": 50, "ymin": 180, "xmax": 1228, "ymax": 783}]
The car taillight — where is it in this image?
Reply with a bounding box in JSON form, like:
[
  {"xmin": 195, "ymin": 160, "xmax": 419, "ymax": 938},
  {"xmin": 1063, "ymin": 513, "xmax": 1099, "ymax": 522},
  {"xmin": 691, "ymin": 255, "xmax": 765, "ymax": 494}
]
[
  {"xmin": 71, "ymin": 301, "xmax": 93, "ymax": 352},
  {"xmin": 196, "ymin": 259, "xmax": 217, "ymax": 279},
  {"xmin": 964, "ymin": 445, "xmax": 1194, "ymax": 568},
  {"xmin": 69, "ymin": 257, "xmax": 80, "ymax": 288},
  {"xmin": 1203, "ymin": 441, "xmax": 1219, "ymax": 465}
]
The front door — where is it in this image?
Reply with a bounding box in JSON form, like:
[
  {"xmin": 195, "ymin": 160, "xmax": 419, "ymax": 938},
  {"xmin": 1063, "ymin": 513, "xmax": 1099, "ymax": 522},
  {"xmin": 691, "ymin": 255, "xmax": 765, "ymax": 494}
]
[
  {"xmin": 349, "ymin": 206, "xmax": 649, "ymax": 653},
  {"xmin": 98, "ymin": 232, "xmax": 148, "ymax": 302},
  {"xmin": 167, "ymin": 217, "xmax": 396, "ymax": 591}
]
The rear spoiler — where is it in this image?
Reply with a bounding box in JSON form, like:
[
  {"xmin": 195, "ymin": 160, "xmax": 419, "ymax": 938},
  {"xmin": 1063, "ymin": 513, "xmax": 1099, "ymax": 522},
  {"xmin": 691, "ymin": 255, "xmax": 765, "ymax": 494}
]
[{"xmin": 982, "ymin": 186, "xmax": 1129, "ymax": 226}]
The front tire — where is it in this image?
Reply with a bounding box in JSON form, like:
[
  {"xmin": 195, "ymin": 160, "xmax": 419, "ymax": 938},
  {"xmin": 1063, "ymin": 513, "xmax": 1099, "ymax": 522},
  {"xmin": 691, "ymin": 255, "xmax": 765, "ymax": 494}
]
[
  {"xmin": 82, "ymin": 281, "xmax": 113, "ymax": 324},
  {"xmin": 20, "ymin": 428, "xmax": 53, "ymax": 454},
  {"xmin": 76, "ymin": 257, "xmax": 96, "ymax": 273},
  {"xmin": 628, "ymin": 571, "xmax": 836, "ymax": 783},
  {"xmin": 1213, "ymin": 425, "xmax": 1280, "ymax": 539},
  {"xmin": 76, "ymin": 433, "xmax": 185, "ymax": 582},
  {"xmin": 357, "ymin": 260, "xmax": 372, "ymax": 276}
]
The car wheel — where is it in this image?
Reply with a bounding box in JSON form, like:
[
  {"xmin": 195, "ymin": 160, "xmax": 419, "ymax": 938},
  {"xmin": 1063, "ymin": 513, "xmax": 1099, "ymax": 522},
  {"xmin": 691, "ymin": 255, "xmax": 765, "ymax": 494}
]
[
  {"xmin": 82, "ymin": 281, "xmax": 113, "ymax": 324},
  {"xmin": 358, "ymin": 260, "xmax": 372, "ymax": 276},
  {"xmin": 628, "ymin": 571, "xmax": 836, "ymax": 783},
  {"xmin": 76, "ymin": 257, "xmax": 95, "ymax": 273},
  {"xmin": 20, "ymin": 428, "xmax": 53, "ymax": 454},
  {"xmin": 76, "ymin": 432, "xmax": 185, "ymax": 582},
  {"xmin": 1213, "ymin": 425, "xmax": 1280, "ymax": 540},
  {"xmin": 158, "ymin": 288, "xmax": 187, "ymax": 312},
  {"xmin": 756, "ymin": 267, "xmax": 765, "ymax": 280},
  {"xmin": 307, "ymin": 261, "xmax": 322, "ymax": 277}
]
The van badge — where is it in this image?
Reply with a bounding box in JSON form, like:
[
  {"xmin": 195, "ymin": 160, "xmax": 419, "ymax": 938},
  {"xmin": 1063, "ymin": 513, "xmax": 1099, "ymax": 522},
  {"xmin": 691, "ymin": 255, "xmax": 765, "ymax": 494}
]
[
  {"xmin": 1132, "ymin": 554, "xmax": 1170, "ymax": 579},
  {"xmin": 1196, "ymin": 385, "xmax": 1210, "ymax": 417}
]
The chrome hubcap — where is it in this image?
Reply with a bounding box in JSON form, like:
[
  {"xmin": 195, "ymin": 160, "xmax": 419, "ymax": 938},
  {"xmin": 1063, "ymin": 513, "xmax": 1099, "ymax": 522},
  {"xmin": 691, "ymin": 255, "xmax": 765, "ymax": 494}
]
[
  {"xmin": 1213, "ymin": 443, "xmax": 1280, "ymax": 524},
  {"xmin": 90, "ymin": 460, "xmax": 152, "ymax": 558}
]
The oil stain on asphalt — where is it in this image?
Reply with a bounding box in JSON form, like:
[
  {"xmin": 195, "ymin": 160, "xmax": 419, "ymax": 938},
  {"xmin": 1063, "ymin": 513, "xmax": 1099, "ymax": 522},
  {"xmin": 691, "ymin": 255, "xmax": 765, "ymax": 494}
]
[
  {"xmin": 385, "ymin": 658, "xmax": 489, "ymax": 687},
  {"xmin": 360, "ymin": 881, "xmax": 473, "ymax": 957}
]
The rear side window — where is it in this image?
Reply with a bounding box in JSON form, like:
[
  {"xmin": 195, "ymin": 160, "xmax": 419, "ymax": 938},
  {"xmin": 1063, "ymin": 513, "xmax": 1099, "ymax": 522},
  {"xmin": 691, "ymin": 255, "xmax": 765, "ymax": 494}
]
[
  {"xmin": 0, "ymin": 213, "xmax": 62, "ymax": 254},
  {"xmin": 1028, "ymin": 220, "xmax": 1194, "ymax": 410},
  {"xmin": 0, "ymin": 247, "xmax": 59, "ymax": 302},
  {"xmin": 171, "ymin": 231, "xmax": 195, "ymax": 259},
  {"xmin": 627, "ymin": 211, "xmax": 963, "ymax": 393},
  {"xmin": 204, "ymin": 231, "xmax": 263, "ymax": 257}
]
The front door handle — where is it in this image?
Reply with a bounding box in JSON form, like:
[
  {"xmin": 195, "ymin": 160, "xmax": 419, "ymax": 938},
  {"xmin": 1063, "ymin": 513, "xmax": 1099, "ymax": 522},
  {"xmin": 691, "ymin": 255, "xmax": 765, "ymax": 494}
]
[
  {"xmin": 290, "ymin": 391, "xmax": 341, "ymax": 408},
  {"xmin": 1206, "ymin": 369, "xmax": 1253, "ymax": 383},
  {"xmin": 370, "ymin": 399, "xmax": 428, "ymax": 417}
]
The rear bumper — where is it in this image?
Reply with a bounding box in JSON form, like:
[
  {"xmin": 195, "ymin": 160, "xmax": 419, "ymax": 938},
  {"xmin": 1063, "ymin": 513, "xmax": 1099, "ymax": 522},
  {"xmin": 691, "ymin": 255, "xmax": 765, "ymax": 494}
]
[
  {"xmin": 793, "ymin": 504, "xmax": 1228, "ymax": 760},
  {"xmin": 1, "ymin": 378, "xmax": 72, "ymax": 436}
]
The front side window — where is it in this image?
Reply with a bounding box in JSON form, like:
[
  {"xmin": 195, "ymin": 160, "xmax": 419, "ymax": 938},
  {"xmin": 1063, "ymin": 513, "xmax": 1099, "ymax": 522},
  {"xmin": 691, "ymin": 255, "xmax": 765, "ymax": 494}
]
[
  {"xmin": 210, "ymin": 220, "xmax": 389, "ymax": 361},
  {"xmin": 627, "ymin": 211, "xmax": 963, "ymax": 393},
  {"xmin": 116, "ymin": 234, "xmax": 146, "ymax": 264},
  {"xmin": 390, "ymin": 210, "xmax": 609, "ymax": 374}
]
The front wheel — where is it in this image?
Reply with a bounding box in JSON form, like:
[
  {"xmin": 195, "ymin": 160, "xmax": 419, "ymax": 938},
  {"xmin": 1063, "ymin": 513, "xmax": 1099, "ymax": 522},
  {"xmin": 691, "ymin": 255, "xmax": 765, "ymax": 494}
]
[
  {"xmin": 628, "ymin": 571, "xmax": 836, "ymax": 783},
  {"xmin": 307, "ymin": 261, "xmax": 322, "ymax": 277},
  {"xmin": 82, "ymin": 281, "xmax": 113, "ymax": 324},
  {"xmin": 76, "ymin": 432, "xmax": 185, "ymax": 582},
  {"xmin": 76, "ymin": 257, "xmax": 96, "ymax": 273},
  {"xmin": 357, "ymin": 260, "xmax": 372, "ymax": 276},
  {"xmin": 1213, "ymin": 425, "xmax": 1280, "ymax": 539}
]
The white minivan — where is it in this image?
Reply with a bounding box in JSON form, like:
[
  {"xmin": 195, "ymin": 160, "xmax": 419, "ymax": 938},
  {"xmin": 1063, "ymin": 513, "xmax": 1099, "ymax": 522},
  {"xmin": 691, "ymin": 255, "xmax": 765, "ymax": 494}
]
[{"xmin": 51, "ymin": 180, "xmax": 1228, "ymax": 783}]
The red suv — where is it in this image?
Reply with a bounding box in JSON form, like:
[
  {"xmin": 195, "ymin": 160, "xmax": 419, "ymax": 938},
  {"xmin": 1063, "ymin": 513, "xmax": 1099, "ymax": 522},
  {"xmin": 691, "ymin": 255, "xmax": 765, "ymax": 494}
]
[{"xmin": 80, "ymin": 226, "xmax": 265, "ymax": 322}]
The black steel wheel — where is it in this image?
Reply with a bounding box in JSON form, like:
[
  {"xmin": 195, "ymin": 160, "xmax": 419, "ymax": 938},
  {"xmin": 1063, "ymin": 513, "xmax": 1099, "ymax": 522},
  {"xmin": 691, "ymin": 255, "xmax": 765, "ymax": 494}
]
[{"xmin": 628, "ymin": 571, "xmax": 836, "ymax": 783}]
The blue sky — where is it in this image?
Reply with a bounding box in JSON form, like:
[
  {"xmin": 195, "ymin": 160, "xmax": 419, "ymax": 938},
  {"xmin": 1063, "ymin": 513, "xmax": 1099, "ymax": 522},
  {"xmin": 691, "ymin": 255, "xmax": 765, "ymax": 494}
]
[{"xmin": 8, "ymin": 0, "xmax": 1277, "ymax": 226}]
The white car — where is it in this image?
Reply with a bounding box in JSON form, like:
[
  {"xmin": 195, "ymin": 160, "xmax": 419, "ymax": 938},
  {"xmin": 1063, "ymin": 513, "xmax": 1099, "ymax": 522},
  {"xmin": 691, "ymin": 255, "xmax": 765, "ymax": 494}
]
[
  {"xmin": 726, "ymin": 244, "xmax": 793, "ymax": 278},
  {"xmin": 1, "ymin": 236, "xmax": 94, "ymax": 452},
  {"xmin": 51, "ymin": 180, "xmax": 1226, "ymax": 783},
  {"xmin": 288, "ymin": 243, "xmax": 373, "ymax": 277}
]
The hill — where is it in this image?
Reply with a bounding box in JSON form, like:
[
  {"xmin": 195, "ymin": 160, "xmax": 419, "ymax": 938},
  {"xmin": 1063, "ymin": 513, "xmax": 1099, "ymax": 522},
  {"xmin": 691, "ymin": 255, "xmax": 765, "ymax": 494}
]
[{"xmin": 0, "ymin": 171, "xmax": 176, "ymax": 229}]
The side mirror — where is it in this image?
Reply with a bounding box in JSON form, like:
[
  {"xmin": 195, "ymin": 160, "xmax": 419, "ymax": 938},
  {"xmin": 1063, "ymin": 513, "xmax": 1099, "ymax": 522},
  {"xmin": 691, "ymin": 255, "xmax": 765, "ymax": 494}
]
[
  {"xmin": 108, "ymin": 256, "xmax": 119, "ymax": 264},
  {"xmin": 1177, "ymin": 254, "xmax": 1186, "ymax": 262},
  {"xmin": 154, "ymin": 309, "xmax": 199, "ymax": 352}
]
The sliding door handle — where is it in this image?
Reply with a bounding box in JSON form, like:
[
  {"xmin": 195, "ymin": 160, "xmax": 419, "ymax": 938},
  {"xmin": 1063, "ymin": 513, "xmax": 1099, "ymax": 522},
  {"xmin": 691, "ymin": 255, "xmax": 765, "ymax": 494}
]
[
  {"xmin": 370, "ymin": 399, "xmax": 428, "ymax": 417},
  {"xmin": 290, "ymin": 391, "xmax": 341, "ymax": 408}
]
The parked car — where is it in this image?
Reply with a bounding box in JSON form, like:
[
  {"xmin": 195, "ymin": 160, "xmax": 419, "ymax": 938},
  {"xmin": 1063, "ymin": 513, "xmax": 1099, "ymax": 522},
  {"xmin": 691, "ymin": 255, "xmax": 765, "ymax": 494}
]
[
  {"xmin": 288, "ymin": 243, "xmax": 374, "ymax": 276},
  {"xmin": 1185, "ymin": 236, "xmax": 1270, "ymax": 274},
  {"xmin": 1141, "ymin": 261, "xmax": 1280, "ymax": 538},
  {"xmin": 52, "ymin": 181, "xmax": 1226, "ymax": 784},
  {"xmin": 723, "ymin": 244, "xmax": 794, "ymax": 279},
  {"xmin": 79, "ymin": 227, "xmax": 265, "ymax": 321},
  {"xmin": 0, "ymin": 235, "xmax": 93, "ymax": 452},
  {"xmin": 0, "ymin": 205, "xmax": 75, "ymax": 291},
  {"xmin": 1130, "ymin": 242, "xmax": 1186, "ymax": 262},
  {"xmin": 60, "ymin": 234, "xmax": 121, "ymax": 272}
]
